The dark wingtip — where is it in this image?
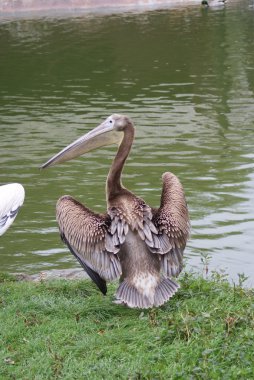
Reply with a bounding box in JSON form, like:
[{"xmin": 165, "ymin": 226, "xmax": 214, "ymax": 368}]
[
  {"xmin": 82, "ymin": 263, "xmax": 107, "ymax": 295},
  {"xmin": 61, "ymin": 233, "xmax": 107, "ymax": 295}
]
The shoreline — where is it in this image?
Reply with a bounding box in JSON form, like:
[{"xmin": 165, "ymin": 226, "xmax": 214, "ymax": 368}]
[
  {"xmin": 13, "ymin": 268, "xmax": 89, "ymax": 282},
  {"xmin": 0, "ymin": 0, "xmax": 201, "ymax": 14},
  {"xmin": 8, "ymin": 268, "xmax": 252, "ymax": 290}
]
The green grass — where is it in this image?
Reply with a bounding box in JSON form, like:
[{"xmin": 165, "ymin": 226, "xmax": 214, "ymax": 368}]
[{"xmin": 0, "ymin": 272, "xmax": 253, "ymax": 380}]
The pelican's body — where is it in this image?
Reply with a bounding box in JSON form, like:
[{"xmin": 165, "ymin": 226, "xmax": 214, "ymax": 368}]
[
  {"xmin": 0, "ymin": 183, "xmax": 25, "ymax": 236},
  {"xmin": 42, "ymin": 115, "xmax": 190, "ymax": 308}
]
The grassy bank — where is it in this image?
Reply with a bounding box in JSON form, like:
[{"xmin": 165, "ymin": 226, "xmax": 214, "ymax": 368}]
[{"xmin": 0, "ymin": 272, "xmax": 253, "ymax": 379}]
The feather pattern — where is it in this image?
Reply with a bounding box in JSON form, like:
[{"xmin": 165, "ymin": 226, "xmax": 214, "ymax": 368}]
[
  {"xmin": 108, "ymin": 189, "xmax": 160, "ymax": 255},
  {"xmin": 56, "ymin": 195, "xmax": 121, "ymax": 284},
  {"xmin": 152, "ymin": 172, "xmax": 190, "ymax": 277}
]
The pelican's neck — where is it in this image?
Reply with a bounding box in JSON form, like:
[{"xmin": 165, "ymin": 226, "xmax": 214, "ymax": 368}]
[{"xmin": 107, "ymin": 123, "xmax": 135, "ymax": 200}]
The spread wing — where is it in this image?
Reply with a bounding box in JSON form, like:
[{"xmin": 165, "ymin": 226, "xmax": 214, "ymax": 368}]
[
  {"xmin": 56, "ymin": 195, "xmax": 122, "ymax": 294},
  {"xmin": 152, "ymin": 172, "xmax": 190, "ymax": 277}
]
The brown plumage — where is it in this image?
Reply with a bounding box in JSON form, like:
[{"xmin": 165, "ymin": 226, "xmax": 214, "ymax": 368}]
[{"xmin": 42, "ymin": 114, "xmax": 190, "ymax": 308}]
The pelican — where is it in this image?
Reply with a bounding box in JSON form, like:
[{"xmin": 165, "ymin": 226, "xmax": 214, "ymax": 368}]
[
  {"xmin": 0, "ymin": 183, "xmax": 25, "ymax": 236},
  {"xmin": 42, "ymin": 115, "xmax": 190, "ymax": 308},
  {"xmin": 201, "ymin": 0, "xmax": 227, "ymax": 7}
]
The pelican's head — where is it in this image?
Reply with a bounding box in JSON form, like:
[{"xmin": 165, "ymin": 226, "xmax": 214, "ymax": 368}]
[{"xmin": 41, "ymin": 114, "xmax": 132, "ymax": 169}]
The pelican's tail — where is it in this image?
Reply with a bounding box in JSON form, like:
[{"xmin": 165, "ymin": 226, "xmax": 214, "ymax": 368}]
[
  {"xmin": 115, "ymin": 276, "xmax": 179, "ymax": 309},
  {"xmin": 153, "ymin": 277, "xmax": 180, "ymax": 307}
]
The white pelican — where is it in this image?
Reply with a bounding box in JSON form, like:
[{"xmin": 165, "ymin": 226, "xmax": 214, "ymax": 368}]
[{"xmin": 0, "ymin": 183, "xmax": 25, "ymax": 236}]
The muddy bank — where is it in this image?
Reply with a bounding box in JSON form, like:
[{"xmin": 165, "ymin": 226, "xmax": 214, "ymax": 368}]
[
  {"xmin": 0, "ymin": 0, "xmax": 201, "ymax": 13},
  {"xmin": 15, "ymin": 268, "xmax": 89, "ymax": 281}
]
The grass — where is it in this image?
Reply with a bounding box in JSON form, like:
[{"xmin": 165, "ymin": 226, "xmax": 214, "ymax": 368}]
[{"xmin": 0, "ymin": 271, "xmax": 253, "ymax": 379}]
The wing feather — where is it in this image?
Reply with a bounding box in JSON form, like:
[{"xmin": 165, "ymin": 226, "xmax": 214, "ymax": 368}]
[
  {"xmin": 61, "ymin": 232, "xmax": 107, "ymax": 294},
  {"xmin": 153, "ymin": 172, "xmax": 190, "ymax": 277},
  {"xmin": 108, "ymin": 192, "xmax": 160, "ymax": 254},
  {"xmin": 56, "ymin": 195, "xmax": 121, "ymax": 287}
]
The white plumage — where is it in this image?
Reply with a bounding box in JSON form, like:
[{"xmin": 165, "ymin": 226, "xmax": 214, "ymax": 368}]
[
  {"xmin": 201, "ymin": 0, "xmax": 226, "ymax": 6},
  {"xmin": 0, "ymin": 183, "xmax": 25, "ymax": 236}
]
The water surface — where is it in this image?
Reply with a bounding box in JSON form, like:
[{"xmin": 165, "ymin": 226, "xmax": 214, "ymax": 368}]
[{"xmin": 1, "ymin": 0, "xmax": 254, "ymax": 286}]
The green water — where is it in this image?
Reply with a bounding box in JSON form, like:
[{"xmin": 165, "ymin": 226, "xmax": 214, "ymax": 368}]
[{"xmin": 0, "ymin": 0, "xmax": 254, "ymax": 285}]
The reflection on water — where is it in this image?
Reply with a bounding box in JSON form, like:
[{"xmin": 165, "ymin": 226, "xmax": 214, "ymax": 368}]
[{"xmin": 0, "ymin": 0, "xmax": 254, "ymax": 286}]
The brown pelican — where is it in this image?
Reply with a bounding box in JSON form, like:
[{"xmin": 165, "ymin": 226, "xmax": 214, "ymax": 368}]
[
  {"xmin": 42, "ymin": 115, "xmax": 190, "ymax": 308},
  {"xmin": 0, "ymin": 183, "xmax": 25, "ymax": 236}
]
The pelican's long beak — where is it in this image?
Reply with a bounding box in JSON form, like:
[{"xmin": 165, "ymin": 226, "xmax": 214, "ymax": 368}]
[{"xmin": 41, "ymin": 120, "xmax": 121, "ymax": 169}]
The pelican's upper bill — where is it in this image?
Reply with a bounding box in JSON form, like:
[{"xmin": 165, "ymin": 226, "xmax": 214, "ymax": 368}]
[{"xmin": 41, "ymin": 114, "xmax": 128, "ymax": 169}]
